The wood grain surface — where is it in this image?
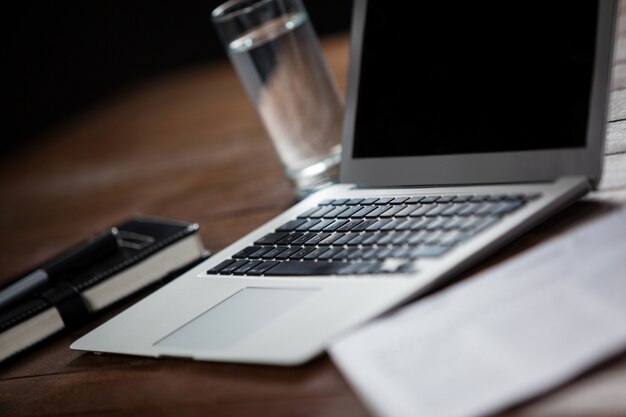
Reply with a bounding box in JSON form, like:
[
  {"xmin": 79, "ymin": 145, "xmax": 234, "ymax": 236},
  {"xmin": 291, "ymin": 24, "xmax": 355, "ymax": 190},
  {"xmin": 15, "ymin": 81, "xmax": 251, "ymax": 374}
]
[{"xmin": 2, "ymin": 5, "xmax": 626, "ymax": 417}]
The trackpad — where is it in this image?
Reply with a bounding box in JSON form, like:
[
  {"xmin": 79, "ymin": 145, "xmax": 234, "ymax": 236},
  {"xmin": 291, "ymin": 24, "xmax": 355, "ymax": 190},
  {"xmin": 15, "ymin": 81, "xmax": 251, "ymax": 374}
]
[{"xmin": 155, "ymin": 287, "xmax": 316, "ymax": 351}]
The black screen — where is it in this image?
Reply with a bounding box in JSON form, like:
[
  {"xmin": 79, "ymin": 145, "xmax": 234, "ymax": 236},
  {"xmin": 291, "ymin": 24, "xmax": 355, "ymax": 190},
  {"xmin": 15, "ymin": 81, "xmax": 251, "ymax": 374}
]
[{"xmin": 352, "ymin": 1, "xmax": 599, "ymax": 158}]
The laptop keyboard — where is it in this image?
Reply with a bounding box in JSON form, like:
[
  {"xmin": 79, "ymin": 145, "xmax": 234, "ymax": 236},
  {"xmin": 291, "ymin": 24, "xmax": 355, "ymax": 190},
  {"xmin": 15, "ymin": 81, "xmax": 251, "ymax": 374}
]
[{"xmin": 207, "ymin": 193, "xmax": 540, "ymax": 277}]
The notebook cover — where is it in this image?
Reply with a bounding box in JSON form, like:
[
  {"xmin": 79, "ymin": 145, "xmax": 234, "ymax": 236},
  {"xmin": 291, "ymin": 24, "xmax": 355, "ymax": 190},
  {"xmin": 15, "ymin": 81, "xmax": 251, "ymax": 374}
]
[{"xmin": 0, "ymin": 215, "xmax": 208, "ymax": 363}]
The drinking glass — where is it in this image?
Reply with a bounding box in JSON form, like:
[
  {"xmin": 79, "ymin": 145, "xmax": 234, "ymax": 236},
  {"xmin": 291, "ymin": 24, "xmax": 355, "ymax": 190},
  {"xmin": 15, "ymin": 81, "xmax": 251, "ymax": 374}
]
[{"xmin": 212, "ymin": 0, "xmax": 343, "ymax": 198}]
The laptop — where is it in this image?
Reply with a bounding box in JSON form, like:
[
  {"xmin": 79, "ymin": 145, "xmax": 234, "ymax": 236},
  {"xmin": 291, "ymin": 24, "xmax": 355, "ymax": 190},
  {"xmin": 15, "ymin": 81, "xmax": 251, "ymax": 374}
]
[{"xmin": 72, "ymin": 0, "xmax": 617, "ymax": 365}]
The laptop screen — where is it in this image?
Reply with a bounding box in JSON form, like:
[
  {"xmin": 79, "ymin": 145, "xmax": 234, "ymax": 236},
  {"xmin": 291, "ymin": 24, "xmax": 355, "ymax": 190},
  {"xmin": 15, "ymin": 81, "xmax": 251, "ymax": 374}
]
[{"xmin": 352, "ymin": 1, "xmax": 599, "ymax": 159}]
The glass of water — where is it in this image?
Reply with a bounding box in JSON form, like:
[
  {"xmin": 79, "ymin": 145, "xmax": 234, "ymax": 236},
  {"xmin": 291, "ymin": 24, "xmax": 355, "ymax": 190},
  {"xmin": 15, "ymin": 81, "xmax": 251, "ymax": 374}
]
[{"xmin": 212, "ymin": 0, "xmax": 343, "ymax": 198}]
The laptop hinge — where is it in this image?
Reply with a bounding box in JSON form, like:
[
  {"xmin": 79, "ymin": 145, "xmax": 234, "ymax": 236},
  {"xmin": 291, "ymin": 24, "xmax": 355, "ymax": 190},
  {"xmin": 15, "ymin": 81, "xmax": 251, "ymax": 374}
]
[{"xmin": 352, "ymin": 179, "xmax": 560, "ymax": 190}]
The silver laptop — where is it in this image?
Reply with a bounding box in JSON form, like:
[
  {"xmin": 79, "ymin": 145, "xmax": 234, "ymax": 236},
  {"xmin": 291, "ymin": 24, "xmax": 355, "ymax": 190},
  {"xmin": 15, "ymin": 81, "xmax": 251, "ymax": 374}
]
[{"xmin": 72, "ymin": 0, "xmax": 617, "ymax": 365}]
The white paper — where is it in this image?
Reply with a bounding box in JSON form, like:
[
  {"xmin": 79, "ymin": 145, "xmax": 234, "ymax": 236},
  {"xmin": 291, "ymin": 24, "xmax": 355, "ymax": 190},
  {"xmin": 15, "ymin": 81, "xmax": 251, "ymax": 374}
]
[{"xmin": 330, "ymin": 208, "xmax": 626, "ymax": 417}]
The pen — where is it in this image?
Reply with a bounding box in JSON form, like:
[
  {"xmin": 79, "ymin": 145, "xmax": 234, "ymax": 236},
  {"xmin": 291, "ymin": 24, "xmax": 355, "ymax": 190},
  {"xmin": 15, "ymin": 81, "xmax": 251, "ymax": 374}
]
[{"xmin": 0, "ymin": 227, "xmax": 120, "ymax": 311}]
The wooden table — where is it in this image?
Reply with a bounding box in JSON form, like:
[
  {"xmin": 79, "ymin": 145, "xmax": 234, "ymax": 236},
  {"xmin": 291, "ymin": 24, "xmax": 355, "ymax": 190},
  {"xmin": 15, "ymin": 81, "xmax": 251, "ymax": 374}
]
[{"xmin": 2, "ymin": 10, "xmax": 626, "ymax": 417}]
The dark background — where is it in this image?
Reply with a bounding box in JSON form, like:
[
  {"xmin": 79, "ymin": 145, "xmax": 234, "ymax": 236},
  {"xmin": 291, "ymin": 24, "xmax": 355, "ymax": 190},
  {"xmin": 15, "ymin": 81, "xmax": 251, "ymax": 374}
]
[{"xmin": 5, "ymin": 0, "xmax": 352, "ymax": 153}]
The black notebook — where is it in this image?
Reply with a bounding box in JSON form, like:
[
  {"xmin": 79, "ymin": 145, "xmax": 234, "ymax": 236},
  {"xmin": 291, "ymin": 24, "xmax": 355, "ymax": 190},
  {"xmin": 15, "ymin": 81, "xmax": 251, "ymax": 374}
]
[{"xmin": 0, "ymin": 215, "xmax": 209, "ymax": 363}]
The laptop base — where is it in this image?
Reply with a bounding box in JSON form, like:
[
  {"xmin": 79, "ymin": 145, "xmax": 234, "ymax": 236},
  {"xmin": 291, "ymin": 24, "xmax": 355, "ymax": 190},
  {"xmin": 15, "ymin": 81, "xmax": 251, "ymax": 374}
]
[{"xmin": 72, "ymin": 177, "xmax": 588, "ymax": 365}]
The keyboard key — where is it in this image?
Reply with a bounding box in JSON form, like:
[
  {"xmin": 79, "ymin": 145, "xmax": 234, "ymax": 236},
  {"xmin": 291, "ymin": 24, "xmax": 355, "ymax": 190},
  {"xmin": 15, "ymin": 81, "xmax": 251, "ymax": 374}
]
[
  {"xmin": 346, "ymin": 233, "xmax": 372, "ymax": 245},
  {"xmin": 291, "ymin": 233, "xmax": 316, "ymax": 245},
  {"xmin": 310, "ymin": 206, "xmax": 335, "ymax": 218},
  {"xmin": 318, "ymin": 247, "xmax": 344, "ymax": 260},
  {"xmin": 249, "ymin": 247, "xmax": 273, "ymax": 259},
  {"xmin": 428, "ymin": 230, "xmax": 450, "ymax": 245},
  {"xmin": 289, "ymin": 247, "xmax": 315, "ymax": 259},
  {"xmin": 346, "ymin": 198, "xmax": 364, "ymax": 205},
  {"xmin": 303, "ymin": 247, "xmax": 332, "ymax": 260},
  {"xmin": 374, "ymin": 247, "xmax": 396, "ymax": 259},
  {"xmin": 366, "ymin": 218, "xmax": 393, "ymax": 231},
  {"xmin": 261, "ymin": 247, "xmax": 288, "ymax": 259},
  {"xmin": 426, "ymin": 217, "xmax": 452, "ymax": 231},
  {"xmin": 364, "ymin": 260, "xmax": 386, "ymax": 271},
  {"xmin": 423, "ymin": 230, "xmax": 445, "ymax": 245},
  {"xmin": 360, "ymin": 198, "xmax": 379, "ymax": 205},
  {"xmin": 380, "ymin": 219, "xmax": 406, "ymax": 232},
  {"xmin": 380, "ymin": 218, "xmax": 407, "ymax": 231},
  {"xmin": 391, "ymin": 231, "xmax": 412, "ymax": 245},
  {"xmin": 407, "ymin": 230, "xmax": 428, "ymax": 245},
  {"xmin": 277, "ymin": 233, "xmax": 305, "ymax": 245},
  {"xmin": 469, "ymin": 194, "xmax": 490, "ymax": 202},
  {"xmin": 233, "ymin": 261, "xmax": 262, "ymax": 275},
  {"xmin": 420, "ymin": 196, "xmax": 440, "ymax": 203},
  {"xmin": 207, "ymin": 259, "xmax": 236, "ymax": 275},
  {"xmin": 379, "ymin": 205, "xmax": 406, "ymax": 217},
  {"xmin": 337, "ymin": 206, "xmax": 363, "ymax": 218},
  {"xmin": 275, "ymin": 247, "xmax": 302, "ymax": 260},
  {"xmin": 486, "ymin": 194, "xmax": 507, "ymax": 202},
  {"xmin": 347, "ymin": 248, "xmax": 368, "ymax": 260},
  {"xmin": 351, "ymin": 219, "xmax": 377, "ymax": 231},
  {"xmin": 319, "ymin": 233, "xmax": 343, "ymax": 245},
  {"xmin": 297, "ymin": 206, "xmax": 324, "ymax": 219},
  {"xmin": 338, "ymin": 261, "xmax": 372, "ymax": 274},
  {"xmin": 336, "ymin": 220, "xmax": 364, "ymax": 232},
  {"xmin": 323, "ymin": 219, "xmax": 349, "ymax": 231},
  {"xmin": 440, "ymin": 204, "xmax": 468, "ymax": 216},
  {"xmin": 390, "ymin": 246, "xmax": 412, "ymax": 258},
  {"xmin": 396, "ymin": 218, "xmax": 418, "ymax": 231},
  {"xmin": 437, "ymin": 195, "xmax": 456, "ymax": 203},
  {"xmin": 409, "ymin": 245, "xmax": 451, "ymax": 258},
  {"xmin": 460, "ymin": 217, "xmax": 484, "ymax": 231},
  {"xmin": 277, "ymin": 219, "xmax": 306, "ymax": 231},
  {"xmin": 362, "ymin": 233, "xmax": 384, "ymax": 245},
  {"xmin": 452, "ymin": 195, "xmax": 472, "ymax": 203},
  {"xmin": 377, "ymin": 232, "xmax": 397, "ymax": 245},
  {"xmin": 425, "ymin": 204, "xmax": 453, "ymax": 216},
  {"xmin": 333, "ymin": 248, "xmax": 358, "ymax": 260},
  {"xmin": 456, "ymin": 204, "xmax": 483, "ymax": 216},
  {"xmin": 396, "ymin": 261, "xmax": 418, "ymax": 273},
  {"xmin": 390, "ymin": 197, "xmax": 409, "ymax": 204},
  {"xmin": 438, "ymin": 230, "xmax": 470, "ymax": 246},
  {"xmin": 395, "ymin": 205, "xmax": 418, "ymax": 217},
  {"xmin": 492, "ymin": 201, "xmax": 524, "ymax": 215},
  {"xmin": 332, "ymin": 198, "xmax": 350, "ymax": 205},
  {"xmin": 503, "ymin": 193, "xmax": 527, "ymax": 201},
  {"xmin": 474, "ymin": 202, "xmax": 500, "ymax": 216},
  {"xmin": 319, "ymin": 199, "xmax": 335, "ymax": 205},
  {"xmin": 323, "ymin": 206, "xmax": 349, "ymax": 218},
  {"xmin": 442, "ymin": 216, "xmax": 467, "ymax": 231},
  {"xmin": 333, "ymin": 233, "xmax": 358, "ymax": 245},
  {"xmin": 466, "ymin": 217, "xmax": 499, "ymax": 234},
  {"xmin": 360, "ymin": 247, "xmax": 380, "ymax": 259},
  {"xmin": 309, "ymin": 219, "xmax": 336, "ymax": 232},
  {"xmin": 410, "ymin": 218, "xmax": 434, "ymax": 230},
  {"xmin": 409, "ymin": 205, "xmax": 436, "ymax": 217},
  {"xmin": 375, "ymin": 197, "xmax": 394, "ymax": 205},
  {"xmin": 247, "ymin": 261, "xmax": 280, "ymax": 276},
  {"xmin": 362, "ymin": 262, "xmax": 386, "ymax": 274},
  {"xmin": 351, "ymin": 206, "xmax": 377, "ymax": 218},
  {"xmin": 405, "ymin": 196, "xmax": 424, "ymax": 204},
  {"xmin": 296, "ymin": 219, "xmax": 322, "ymax": 231},
  {"xmin": 254, "ymin": 232, "xmax": 289, "ymax": 245},
  {"xmin": 304, "ymin": 232, "xmax": 332, "ymax": 245},
  {"xmin": 233, "ymin": 246, "xmax": 261, "ymax": 259},
  {"xmin": 365, "ymin": 205, "xmax": 393, "ymax": 218},
  {"xmin": 219, "ymin": 260, "xmax": 250, "ymax": 274},
  {"xmin": 265, "ymin": 261, "xmax": 345, "ymax": 276}
]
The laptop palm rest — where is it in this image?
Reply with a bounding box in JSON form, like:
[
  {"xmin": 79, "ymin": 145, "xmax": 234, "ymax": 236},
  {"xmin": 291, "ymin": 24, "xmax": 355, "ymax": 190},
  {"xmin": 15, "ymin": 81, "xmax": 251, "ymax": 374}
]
[{"xmin": 154, "ymin": 287, "xmax": 316, "ymax": 351}]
